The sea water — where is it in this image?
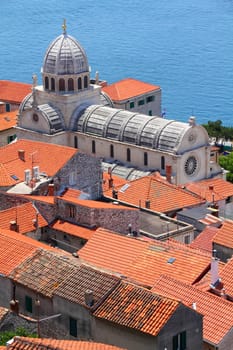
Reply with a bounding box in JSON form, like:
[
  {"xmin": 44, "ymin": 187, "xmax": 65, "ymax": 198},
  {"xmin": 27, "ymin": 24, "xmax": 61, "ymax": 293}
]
[{"xmin": 1, "ymin": 0, "xmax": 233, "ymax": 125}]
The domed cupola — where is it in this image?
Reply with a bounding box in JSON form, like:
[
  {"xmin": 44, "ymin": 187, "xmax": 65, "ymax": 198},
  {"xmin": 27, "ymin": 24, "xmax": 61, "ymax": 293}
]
[{"xmin": 42, "ymin": 20, "xmax": 90, "ymax": 93}]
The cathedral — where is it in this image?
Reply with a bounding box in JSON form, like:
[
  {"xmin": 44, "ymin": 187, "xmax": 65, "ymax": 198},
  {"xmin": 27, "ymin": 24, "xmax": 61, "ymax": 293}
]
[{"xmin": 16, "ymin": 22, "xmax": 222, "ymax": 185}]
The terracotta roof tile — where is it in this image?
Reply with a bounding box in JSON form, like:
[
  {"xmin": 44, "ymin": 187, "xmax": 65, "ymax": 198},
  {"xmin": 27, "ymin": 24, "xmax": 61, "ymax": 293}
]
[
  {"xmin": 93, "ymin": 281, "xmax": 179, "ymax": 336},
  {"xmin": 55, "ymin": 264, "xmax": 120, "ymax": 305},
  {"xmin": 216, "ymin": 257, "xmax": 233, "ymax": 298},
  {"xmin": 212, "ymin": 219, "xmax": 233, "ymax": 248},
  {"xmin": 189, "ymin": 226, "xmax": 219, "ymax": 252},
  {"xmin": 0, "ymin": 139, "xmax": 77, "ymax": 186},
  {"xmin": 104, "ymin": 175, "xmax": 204, "ymax": 213},
  {"xmin": 8, "ymin": 337, "xmax": 125, "ymax": 350},
  {"xmin": 0, "ymin": 202, "xmax": 47, "ymax": 234},
  {"xmin": 79, "ymin": 228, "xmax": 211, "ymax": 286},
  {"xmin": 102, "ymin": 172, "xmax": 127, "ymax": 193},
  {"xmin": 0, "ymin": 228, "xmax": 62, "ymax": 276},
  {"xmin": 0, "ymin": 110, "xmax": 17, "ymax": 131},
  {"xmin": 0, "ymin": 80, "xmax": 31, "ymax": 103},
  {"xmin": 102, "ymin": 78, "xmax": 160, "ymax": 101},
  {"xmin": 152, "ymin": 275, "xmax": 233, "ymax": 346},
  {"xmin": 51, "ymin": 220, "xmax": 95, "ymax": 240},
  {"xmin": 184, "ymin": 178, "xmax": 233, "ymax": 201},
  {"xmin": 9, "ymin": 250, "xmax": 78, "ymax": 298}
]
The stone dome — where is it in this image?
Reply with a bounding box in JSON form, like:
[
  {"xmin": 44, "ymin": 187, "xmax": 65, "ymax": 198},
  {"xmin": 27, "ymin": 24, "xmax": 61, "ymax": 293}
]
[{"xmin": 42, "ymin": 32, "xmax": 89, "ymax": 75}]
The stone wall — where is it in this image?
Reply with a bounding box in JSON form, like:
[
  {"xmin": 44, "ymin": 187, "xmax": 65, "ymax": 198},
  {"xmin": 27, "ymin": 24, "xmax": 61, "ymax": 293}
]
[{"xmin": 0, "ymin": 192, "xmax": 28, "ymax": 211}]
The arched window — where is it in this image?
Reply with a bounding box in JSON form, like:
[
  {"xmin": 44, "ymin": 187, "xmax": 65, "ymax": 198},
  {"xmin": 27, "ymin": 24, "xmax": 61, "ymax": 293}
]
[
  {"xmin": 59, "ymin": 78, "xmax": 65, "ymax": 91},
  {"xmin": 68, "ymin": 78, "xmax": 74, "ymax": 91},
  {"xmin": 92, "ymin": 140, "xmax": 96, "ymax": 154},
  {"xmin": 45, "ymin": 76, "xmax": 49, "ymax": 90},
  {"xmin": 161, "ymin": 156, "xmax": 165, "ymax": 170},
  {"xmin": 110, "ymin": 144, "xmax": 114, "ymax": 158},
  {"xmin": 127, "ymin": 148, "xmax": 131, "ymax": 162},
  {"xmin": 144, "ymin": 152, "xmax": 148, "ymax": 166},
  {"xmin": 84, "ymin": 76, "xmax": 88, "ymax": 88},
  {"xmin": 78, "ymin": 77, "xmax": 82, "ymax": 90},
  {"xmin": 51, "ymin": 78, "xmax": 55, "ymax": 91},
  {"xmin": 74, "ymin": 136, "xmax": 78, "ymax": 149}
]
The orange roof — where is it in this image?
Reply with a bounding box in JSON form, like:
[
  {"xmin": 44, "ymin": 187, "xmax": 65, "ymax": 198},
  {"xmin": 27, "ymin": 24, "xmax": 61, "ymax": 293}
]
[
  {"xmin": 104, "ymin": 175, "xmax": 204, "ymax": 213},
  {"xmin": 0, "ymin": 139, "xmax": 77, "ymax": 186},
  {"xmin": 0, "ymin": 80, "xmax": 31, "ymax": 104},
  {"xmin": 190, "ymin": 226, "xmax": 219, "ymax": 252},
  {"xmin": 213, "ymin": 219, "xmax": 233, "ymax": 248},
  {"xmin": 79, "ymin": 228, "xmax": 211, "ymax": 286},
  {"xmin": 51, "ymin": 220, "xmax": 95, "ymax": 240},
  {"xmin": 0, "ymin": 202, "xmax": 47, "ymax": 234},
  {"xmin": 0, "ymin": 110, "xmax": 17, "ymax": 131},
  {"xmin": 152, "ymin": 275, "xmax": 233, "ymax": 345},
  {"xmin": 102, "ymin": 172, "xmax": 127, "ymax": 193},
  {"xmin": 8, "ymin": 337, "xmax": 125, "ymax": 350},
  {"xmin": 217, "ymin": 257, "xmax": 233, "ymax": 298},
  {"xmin": 184, "ymin": 178, "xmax": 233, "ymax": 201},
  {"xmin": 93, "ymin": 281, "xmax": 179, "ymax": 336},
  {"xmin": 0, "ymin": 228, "xmax": 43, "ymax": 276},
  {"xmin": 24, "ymin": 194, "xmax": 55, "ymax": 204},
  {"xmin": 102, "ymin": 78, "xmax": 160, "ymax": 102}
]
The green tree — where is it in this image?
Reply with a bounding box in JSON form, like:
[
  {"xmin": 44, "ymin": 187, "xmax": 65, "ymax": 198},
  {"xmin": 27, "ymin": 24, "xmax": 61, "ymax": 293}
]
[{"xmin": 0, "ymin": 327, "xmax": 37, "ymax": 345}]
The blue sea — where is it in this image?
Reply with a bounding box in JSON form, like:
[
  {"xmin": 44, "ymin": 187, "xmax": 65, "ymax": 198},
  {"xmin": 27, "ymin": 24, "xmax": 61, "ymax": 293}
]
[{"xmin": 1, "ymin": 0, "xmax": 233, "ymax": 125}]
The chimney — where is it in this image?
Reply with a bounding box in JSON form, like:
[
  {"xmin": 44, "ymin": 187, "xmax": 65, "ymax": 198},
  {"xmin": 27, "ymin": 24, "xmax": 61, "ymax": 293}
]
[
  {"xmin": 188, "ymin": 116, "xmax": 196, "ymax": 126},
  {"xmin": 192, "ymin": 302, "xmax": 197, "ymax": 310},
  {"xmin": 85, "ymin": 290, "xmax": 94, "ymax": 307},
  {"xmin": 210, "ymin": 250, "xmax": 220, "ymax": 287},
  {"xmin": 9, "ymin": 220, "xmax": 18, "ymax": 232},
  {"xmin": 209, "ymin": 185, "xmax": 214, "ymax": 191},
  {"xmin": 18, "ymin": 149, "xmax": 25, "ymax": 161},
  {"xmin": 48, "ymin": 183, "xmax": 55, "ymax": 196},
  {"xmin": 112, "ymin": 189, "xmax": 118, "ymax": 199},
  {"xmin": 165, "ymin": 165, "xmax": 172, "ymax": 183},
  {"xmin": 108, "ymin": 177, "xmax": 114, "ymax": 189}
]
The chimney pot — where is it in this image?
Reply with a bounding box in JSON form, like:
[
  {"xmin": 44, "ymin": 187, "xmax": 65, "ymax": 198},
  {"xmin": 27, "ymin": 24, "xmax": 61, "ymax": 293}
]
[
  {"xmin": 18, "ymin": 149, "xmax": 25, "ymax": 161},
  {"xmin": 48, "ymin": 183, "xmax": 55, "ymax": 196},
  {"xmin": 85, "ymin": 289, "xmax": 94, "ymax": 307}
]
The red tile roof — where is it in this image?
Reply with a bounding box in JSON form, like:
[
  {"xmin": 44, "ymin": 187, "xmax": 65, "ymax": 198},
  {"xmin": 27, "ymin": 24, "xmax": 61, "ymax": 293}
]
[
  {"xmin": 8, "ymin": 337, "xmax": 125, "ymax": 350},
  {"xmin": 212, "ymin": 219, "xmax": 233, "ymax": 248},
  {"xmin": 0, "ymin": 80, "xmax": 31, "ymax": 104},
  {"xmin": 184, "ymin": 178, "xmax": 233, "ymax": 202},
  {"xmin": 79, "ymin": 228, "xmax": 211, "ymax": 286},
  {"xmin": 102, "ymin": 172, "xmax": 127, "ymax": 193},
  {"xmin": 102, "ymin": 78, "xmax": 160, "ymax": 101},
  {"xmin": 152, "ymin": 275, "xmax": 233, "ymax": 346},
  {"xmin": 104, "ymin": 175, "xmax": 204, "ymax": 213},
  {"xmin": 0, "ymin": 202, "xmax": 47, "ymax": 234},
  {"xmin": 189, "ymin": 226, "xmax": 219, "ymax": 253},
  {"xmin": 0, "ymin": 110, "xmax": 17, "ymax": 131},
  {"xmin": 51, "ymin": 220, "xmax": 95, "ymax": 240},
  {"xmin": 93, "ymin": 281, "xmax": 179, "ymax": 336},
  {"xmin": 0, "ymin": 139, "xmax": 77, "ymax": 186},
  {"xmin": 0, "ymin": 306, "xmax": 9, "ymax": 321}
]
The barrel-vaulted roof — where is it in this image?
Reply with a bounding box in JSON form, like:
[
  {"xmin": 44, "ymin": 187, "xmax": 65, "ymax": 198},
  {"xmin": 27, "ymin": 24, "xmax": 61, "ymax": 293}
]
[{"xmin": 77, "ymin": 105, "xmax": 191, "ymax": 153}]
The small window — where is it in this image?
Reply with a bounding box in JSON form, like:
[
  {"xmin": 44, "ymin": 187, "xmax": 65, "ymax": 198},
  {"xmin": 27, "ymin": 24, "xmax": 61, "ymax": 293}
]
[
  {"xmin": 68, "ymin": 78, "xmax": 74, "ymax": 91},
  {"xmin": 69, "ymin": 205, "xmax": 76, "ymax": 218},
  {"xmin": 184, "ymin": 235, "xmax": 190, "ymax": 244},
  {"xmin": 7, "ymin": 134, "xmax": 16, "ymax": 144},
  {"xmin": 127, "ymin": 148, "xmax": 131, "ymax": 162},
  {"xmin": 161, "ymin": 156, "xmax": 165, "ymax": 170},
  {"xmin": 92, "ymin": 140, "xmax": 96, "ymax": 154},
  {"xmin": 6, "ymin": 103, "xmax": 10, "ymax": 112},
  {"xmin": 173, "ymin": 331, "xmax": 186, "ymax": 350},
  {"xmin": 84, "ymin": 76, "xmax": 88, "ymax": 88},
  {"xmin": 148, "ymin": 110, "xmax": 152, "ymax": 116},
  {"xmin": 78, "ymin": 77, "xmax": 82, "ymax": 90},
  {"xmin": 138, "ymin": 99, "xmax": 145, "ymax": 106},
  {"xmin": 74, "ymin": 136, "xmax": 78, "ymax": 149},
  {"xmin": 45, "ymin": 76, "xmax": 49, "ymax": 90},
  {"xmin": 129, "ymin": 101, "xmax": 134, "ymax": 109},
  {"xmin": 25, "ymin": 296, "xmax": 32, "ymax": 313},
  {"xmin": 144, "ymin": 152, "xmax": 148, "ymax": 166},
  {"xmin": 51, "ymin": 78, "xmax": 55, "ymax": 91},
  {"xmin": 59, "ymin": 78, "xmax": 65, "ymax": 91},
  {"xmin": 110, "ymin": 144, "xmax": 114, "ymax": 158},
  {"xmin": 69, "ymin": 317, "xmax": 77, "ymax": 337},
  {"xmin": 146, "ymin": 95, "xmax": 155, "ymax": 103}
]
